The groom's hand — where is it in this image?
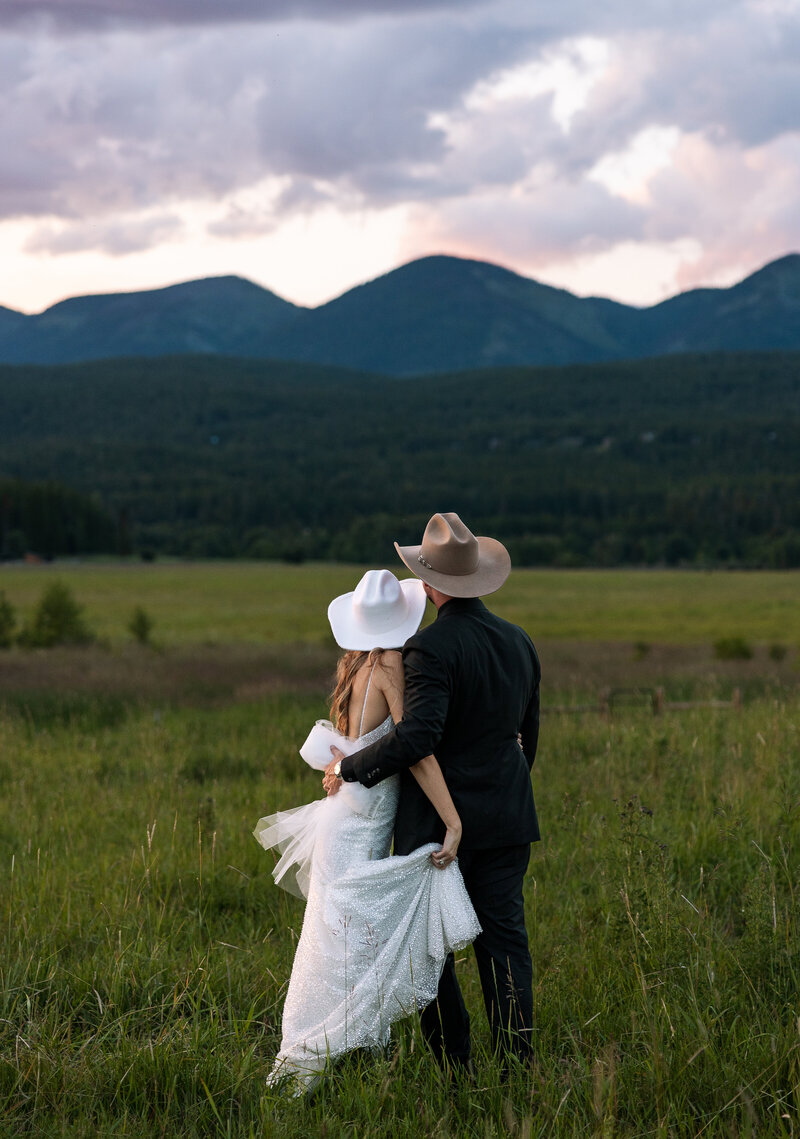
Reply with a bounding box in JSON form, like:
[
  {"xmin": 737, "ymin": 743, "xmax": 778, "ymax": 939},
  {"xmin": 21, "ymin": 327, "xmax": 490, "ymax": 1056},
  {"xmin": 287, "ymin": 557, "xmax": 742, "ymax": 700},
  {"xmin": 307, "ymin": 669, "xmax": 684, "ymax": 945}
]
[{"xmin": 323, "ymin": 747, "xmax": 344, "ymax": 796}]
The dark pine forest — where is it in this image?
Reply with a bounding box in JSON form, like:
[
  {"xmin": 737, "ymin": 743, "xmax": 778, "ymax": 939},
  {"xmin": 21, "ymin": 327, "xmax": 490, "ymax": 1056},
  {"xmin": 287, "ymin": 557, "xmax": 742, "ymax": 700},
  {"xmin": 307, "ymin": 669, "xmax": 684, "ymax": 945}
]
[{"xmin": 1, "ymin": 351, "xmax": 799, "ymax": 567}]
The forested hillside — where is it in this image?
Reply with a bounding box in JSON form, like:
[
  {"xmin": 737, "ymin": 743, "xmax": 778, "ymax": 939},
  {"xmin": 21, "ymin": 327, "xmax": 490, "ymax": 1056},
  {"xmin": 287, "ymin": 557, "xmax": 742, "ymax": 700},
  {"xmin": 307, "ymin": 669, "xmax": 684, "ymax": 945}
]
[
  {"xmin": 2, "ymin": 253, "xmax": 799, "ymax": 374},
  {"xmin": 0, "ymin": 479, "xmax": 116, "ymax": 558},
  {"xmin": 1, "ymin": 351, "xmax": 798, "ymax": 566}
]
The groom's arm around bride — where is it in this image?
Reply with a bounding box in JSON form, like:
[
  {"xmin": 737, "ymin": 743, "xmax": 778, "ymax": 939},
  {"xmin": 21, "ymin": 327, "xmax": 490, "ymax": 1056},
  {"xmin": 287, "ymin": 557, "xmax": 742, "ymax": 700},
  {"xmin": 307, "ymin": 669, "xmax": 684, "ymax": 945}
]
[{"xmin": 330, "ymin": 513, "xmax": 541, "ymax": 1071}]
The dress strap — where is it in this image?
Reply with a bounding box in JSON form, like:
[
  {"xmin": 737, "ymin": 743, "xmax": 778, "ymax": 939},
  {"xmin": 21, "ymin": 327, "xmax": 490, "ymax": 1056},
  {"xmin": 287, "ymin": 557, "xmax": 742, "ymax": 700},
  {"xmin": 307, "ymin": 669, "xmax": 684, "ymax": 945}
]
[{"xmin": 357, "ymin": 658, "xmax": 380, "ymax": 737}]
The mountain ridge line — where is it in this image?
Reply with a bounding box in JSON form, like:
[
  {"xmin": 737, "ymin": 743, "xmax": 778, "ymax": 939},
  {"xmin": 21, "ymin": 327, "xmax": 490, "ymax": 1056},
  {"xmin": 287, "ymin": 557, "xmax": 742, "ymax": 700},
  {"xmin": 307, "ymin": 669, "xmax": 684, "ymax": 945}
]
[{"xmin": 1, "ymin": 251, "xmax": 798, "ymax": 374}]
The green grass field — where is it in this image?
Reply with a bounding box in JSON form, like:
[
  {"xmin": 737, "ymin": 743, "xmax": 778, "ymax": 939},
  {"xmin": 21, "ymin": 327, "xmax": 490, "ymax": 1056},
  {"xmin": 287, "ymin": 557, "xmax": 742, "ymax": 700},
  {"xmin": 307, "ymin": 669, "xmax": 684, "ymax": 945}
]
[
  {"xmin": 1, "ymin": 560, "xmax": 798, "ymax": 645},
  {"xmin": 1, "ymin": 563, "xmax": 799, "ymax": 1136}
]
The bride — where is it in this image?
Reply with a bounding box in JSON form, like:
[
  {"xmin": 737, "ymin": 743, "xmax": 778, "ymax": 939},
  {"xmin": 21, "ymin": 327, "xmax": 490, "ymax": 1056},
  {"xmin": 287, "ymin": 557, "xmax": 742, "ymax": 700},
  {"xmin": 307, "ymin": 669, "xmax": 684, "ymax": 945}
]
[{"xmin": 254, "ymin": 569, "xmax": 480, "ymax": 1093}]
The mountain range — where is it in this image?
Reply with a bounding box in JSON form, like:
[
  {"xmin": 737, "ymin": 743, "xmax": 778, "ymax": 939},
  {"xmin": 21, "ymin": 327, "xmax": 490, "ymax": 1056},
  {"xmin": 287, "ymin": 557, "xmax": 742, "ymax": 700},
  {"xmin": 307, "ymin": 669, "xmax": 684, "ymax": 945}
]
[{"xmin": 2, "ymin": 252, "xmax": 799, "ymax": 375}]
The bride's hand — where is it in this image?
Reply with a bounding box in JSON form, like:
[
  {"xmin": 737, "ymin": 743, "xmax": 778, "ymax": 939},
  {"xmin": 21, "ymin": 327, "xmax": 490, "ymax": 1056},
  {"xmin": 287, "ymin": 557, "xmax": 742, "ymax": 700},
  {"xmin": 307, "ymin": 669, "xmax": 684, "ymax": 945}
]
[
  {"xmin": 431, "ymin": 823, "xmax": 462, "ymax": 869},
  {"xmin": 323, "ymin": 748, "xmax": 344, "ymax": 796}
]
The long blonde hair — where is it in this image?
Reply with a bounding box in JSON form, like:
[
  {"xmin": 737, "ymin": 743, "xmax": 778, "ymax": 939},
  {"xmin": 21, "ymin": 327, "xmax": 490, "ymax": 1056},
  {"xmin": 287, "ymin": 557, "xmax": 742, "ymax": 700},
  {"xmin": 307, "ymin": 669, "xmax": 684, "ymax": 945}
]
[{"xmin": 330, "ymin": 648, "xmax": 385, "ymax": 734}]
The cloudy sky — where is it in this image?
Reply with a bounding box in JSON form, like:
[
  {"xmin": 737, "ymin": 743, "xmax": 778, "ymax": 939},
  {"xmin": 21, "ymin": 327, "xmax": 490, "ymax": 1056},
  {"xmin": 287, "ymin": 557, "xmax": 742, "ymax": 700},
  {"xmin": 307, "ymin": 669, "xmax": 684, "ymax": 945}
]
[{"xmin": 2, "ymin": 0, "xmax": 799, "ymax": 313}]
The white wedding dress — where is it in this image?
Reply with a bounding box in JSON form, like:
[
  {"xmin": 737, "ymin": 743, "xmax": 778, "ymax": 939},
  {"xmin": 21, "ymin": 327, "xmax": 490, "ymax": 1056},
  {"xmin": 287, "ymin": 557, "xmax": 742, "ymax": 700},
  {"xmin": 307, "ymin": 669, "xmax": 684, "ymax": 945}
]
[{"xmin": 254, "ymin": 696, "xmax": 480, "ymax": 1091}]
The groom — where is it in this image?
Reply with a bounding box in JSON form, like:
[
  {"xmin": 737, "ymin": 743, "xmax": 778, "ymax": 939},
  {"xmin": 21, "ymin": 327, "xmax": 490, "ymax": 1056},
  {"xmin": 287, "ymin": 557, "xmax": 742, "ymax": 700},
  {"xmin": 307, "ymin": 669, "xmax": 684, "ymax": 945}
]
[{"xmin": 327, "ymin": 512, "xmax": 541, "ymax": 1072}]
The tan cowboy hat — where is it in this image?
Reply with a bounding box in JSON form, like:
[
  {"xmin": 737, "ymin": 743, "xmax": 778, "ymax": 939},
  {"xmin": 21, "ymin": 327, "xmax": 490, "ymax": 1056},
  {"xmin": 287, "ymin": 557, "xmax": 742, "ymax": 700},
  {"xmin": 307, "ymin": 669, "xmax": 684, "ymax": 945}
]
[
  {"xmin": 395, "ymin": 512, "xmax": 511, "ymax": 597},
  {"xmin": 328, "ymin": 569, "xmax": 426, "ymax": 650}
]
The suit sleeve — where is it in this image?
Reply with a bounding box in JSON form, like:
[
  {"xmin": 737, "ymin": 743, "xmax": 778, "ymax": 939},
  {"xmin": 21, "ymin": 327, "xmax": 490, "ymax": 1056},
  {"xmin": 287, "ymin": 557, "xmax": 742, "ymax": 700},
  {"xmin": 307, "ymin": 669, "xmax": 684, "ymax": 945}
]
[
  {"xmin": 519, "ymin": 645, "xmax": 541, "ymax": 771},
  {"xmin": 339, "ymin": 639, "xmax": 450, "ymax": 787}
]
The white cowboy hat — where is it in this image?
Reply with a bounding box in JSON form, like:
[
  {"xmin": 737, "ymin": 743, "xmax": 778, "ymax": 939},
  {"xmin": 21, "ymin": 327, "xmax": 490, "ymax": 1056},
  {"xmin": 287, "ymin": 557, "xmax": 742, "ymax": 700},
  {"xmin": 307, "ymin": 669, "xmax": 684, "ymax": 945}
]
[
  {"xmin": 395, "ymin": 512, "xmax": 511, "ymax": 597},
  {"xmin": 327, "ymin": 569, "xmax": 427, "ymax": 650}
]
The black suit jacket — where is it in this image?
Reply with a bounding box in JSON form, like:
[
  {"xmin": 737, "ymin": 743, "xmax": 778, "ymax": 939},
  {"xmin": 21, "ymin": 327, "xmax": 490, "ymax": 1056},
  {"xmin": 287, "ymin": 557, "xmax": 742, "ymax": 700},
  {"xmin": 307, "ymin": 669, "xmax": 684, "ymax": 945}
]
[{"xmin": 340, "ymin": 597, "xmax": 541, "ymax": 855}]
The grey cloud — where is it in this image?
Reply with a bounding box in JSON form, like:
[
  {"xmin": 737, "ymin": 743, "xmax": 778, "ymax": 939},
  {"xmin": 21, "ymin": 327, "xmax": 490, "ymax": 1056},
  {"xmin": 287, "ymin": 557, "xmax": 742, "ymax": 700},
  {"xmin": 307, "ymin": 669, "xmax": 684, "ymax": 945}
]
[
  {"xmin": 0, "ymin": 28, "xmax": 268, "ymax": 219},
  {"xmin": 460, "ymin": 0, "xmax": 737, "ymax": 44},
  {"xmin": 562, "ymin": 6, "xmax": 800, "ymax": 168},
  {"xmin": 0, "ymin": 0, "xmax": 740, "ymax": 34},
  {"xmin": 25, "ymin": 213, "xmax": 184, "ymax": 254},
  {"xmin": 0, "ymin": 0, "xmax": 476, "ymax": 29},
  {"xmin": 346, "ymin": 94, "xmax": 563, "ymax": 206},
  {"xmin": 206, "ymin": 208, "xmax": 276, "ymax": 241},
  {"xmin": 0, "ymin": 13, "xmax": 533, "ymax": 225},
  {"xmin": 205, "ymin": 183, "xmax": 333, "ymax": 240},
  {"xmin": 270, "ymin": 178, "xmax": 337, "ymax": 213},
  {"xmin": 431, "ymin": 179, "xmax": 644, "ymax": 265},
  {"xmin": 252, "ymin": 20, "xmax": 528, "ymax": 185},
  {"xmin": 1, "ymin": 0, "xmax": 799, "ymax": 288}
]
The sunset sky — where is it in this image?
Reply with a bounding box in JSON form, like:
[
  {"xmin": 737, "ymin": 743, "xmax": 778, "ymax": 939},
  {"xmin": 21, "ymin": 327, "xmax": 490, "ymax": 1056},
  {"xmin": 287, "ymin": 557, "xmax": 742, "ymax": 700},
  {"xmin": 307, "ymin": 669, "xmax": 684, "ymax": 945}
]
[{"xmin": 2, "ymin": 0, "xmax": 799, "ymax": 314}]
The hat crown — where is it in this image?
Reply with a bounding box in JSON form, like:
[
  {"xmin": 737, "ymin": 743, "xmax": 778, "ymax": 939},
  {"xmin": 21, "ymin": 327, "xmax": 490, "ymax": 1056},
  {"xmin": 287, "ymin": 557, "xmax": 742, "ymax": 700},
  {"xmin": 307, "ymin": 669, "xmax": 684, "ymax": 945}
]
[
  {"xmin": 328, "ymin": 570, "xmax": 426, "ymax": 650},
  {"xmin": 419, "ymin": 513, "xmax": 479, "ymax": 577},
  {"xmin": 353, "ymin": 569, "xmax": 407, "ymax": 634},
  {"xmin": 394, "ymin": 511, "xmax": 511, "ymax": 597}
]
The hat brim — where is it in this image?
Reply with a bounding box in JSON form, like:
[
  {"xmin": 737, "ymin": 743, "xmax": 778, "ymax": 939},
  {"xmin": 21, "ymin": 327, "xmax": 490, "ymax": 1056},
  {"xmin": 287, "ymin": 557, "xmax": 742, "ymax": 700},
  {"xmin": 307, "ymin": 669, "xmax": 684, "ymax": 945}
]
[
  {"xmin": 394, "ymin": 536, "xmax": 511, "ymax": 597},
  {"xmin": 327, "ymin": 577, "xmax": 427, "ymax": 650}
]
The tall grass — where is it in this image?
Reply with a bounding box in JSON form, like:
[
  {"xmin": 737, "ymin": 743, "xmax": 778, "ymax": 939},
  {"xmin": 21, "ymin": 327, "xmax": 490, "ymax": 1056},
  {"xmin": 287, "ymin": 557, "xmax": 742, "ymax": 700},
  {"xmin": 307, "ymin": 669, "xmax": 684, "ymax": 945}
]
[{"xmin": 1, "ymin": 689, "xmax": 799, "ymax": 1136}]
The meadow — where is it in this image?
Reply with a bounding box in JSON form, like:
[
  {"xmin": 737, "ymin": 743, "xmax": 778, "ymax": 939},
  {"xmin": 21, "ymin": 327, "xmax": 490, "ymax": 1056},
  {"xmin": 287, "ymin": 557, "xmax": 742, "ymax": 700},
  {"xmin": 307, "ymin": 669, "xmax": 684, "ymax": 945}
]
[
  {"xmin": 1, "ymin": 561, "xmax": 799, "ymax": 645},
  {"xmin": 0, "ymin": 562, "xmax": 799, "ymax": 1137}
]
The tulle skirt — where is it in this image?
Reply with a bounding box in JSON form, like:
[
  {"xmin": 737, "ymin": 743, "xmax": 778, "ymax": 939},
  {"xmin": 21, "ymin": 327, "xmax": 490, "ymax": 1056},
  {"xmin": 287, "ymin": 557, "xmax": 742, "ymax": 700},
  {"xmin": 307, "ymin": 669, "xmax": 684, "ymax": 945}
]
[{"xmin": 254, "ymin": 790, "xmax": 480, "ymax": 1088}]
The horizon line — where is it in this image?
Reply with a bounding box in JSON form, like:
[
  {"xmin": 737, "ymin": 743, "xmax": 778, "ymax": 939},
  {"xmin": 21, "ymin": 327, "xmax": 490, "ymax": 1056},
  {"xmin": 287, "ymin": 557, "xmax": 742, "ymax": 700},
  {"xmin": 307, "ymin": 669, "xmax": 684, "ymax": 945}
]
[{"xmin": 4, "ymin": 247, "xmax": 798, "ymax": 318}]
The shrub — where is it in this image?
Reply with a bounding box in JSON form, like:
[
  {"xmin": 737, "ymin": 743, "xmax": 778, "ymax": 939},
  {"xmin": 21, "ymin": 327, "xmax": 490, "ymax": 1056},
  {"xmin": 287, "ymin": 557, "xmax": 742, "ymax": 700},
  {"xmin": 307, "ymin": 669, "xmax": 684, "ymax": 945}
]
[
  {"xmin": 17, "ymin": 581, "xmax": 94, "ymax": 648},
  {"xmin": 128, "ymin": 605, "xmax": 154, "ymax": 645},
  {"xmin": 713, "ymin": 636, "xmax": 753, "ymax": 661},
  {"xmin": 768, "ymin": 643, "xmax": 788, "ymax": 662},
  {"xmin": 0, "ymin": 591, "xmax": 16, "ymax": 648}
]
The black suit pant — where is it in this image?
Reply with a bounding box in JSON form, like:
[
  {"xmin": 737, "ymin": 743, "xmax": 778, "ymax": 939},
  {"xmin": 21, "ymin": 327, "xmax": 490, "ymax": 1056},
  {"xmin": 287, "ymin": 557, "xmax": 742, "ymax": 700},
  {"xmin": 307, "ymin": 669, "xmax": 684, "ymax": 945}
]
[{"xmin": 420, "ymin": 843, "xmax": 532, "ymax": 1066}]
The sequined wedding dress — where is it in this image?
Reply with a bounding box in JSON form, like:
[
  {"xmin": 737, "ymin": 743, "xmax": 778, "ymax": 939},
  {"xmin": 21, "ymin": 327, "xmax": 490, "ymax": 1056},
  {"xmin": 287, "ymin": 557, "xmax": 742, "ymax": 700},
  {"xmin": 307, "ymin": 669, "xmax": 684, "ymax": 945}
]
[{"xmin": 254, "ymin": 709, "xmax": 480, "ymax": 1091}]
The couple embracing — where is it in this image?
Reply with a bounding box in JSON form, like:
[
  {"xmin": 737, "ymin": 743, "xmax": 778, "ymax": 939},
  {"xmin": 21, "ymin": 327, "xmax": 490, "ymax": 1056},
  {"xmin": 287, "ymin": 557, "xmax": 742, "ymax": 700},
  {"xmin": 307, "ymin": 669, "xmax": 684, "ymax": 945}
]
[{"xmin": 254, "ymin": 512, "xmax": 541, "ymax": 1093}]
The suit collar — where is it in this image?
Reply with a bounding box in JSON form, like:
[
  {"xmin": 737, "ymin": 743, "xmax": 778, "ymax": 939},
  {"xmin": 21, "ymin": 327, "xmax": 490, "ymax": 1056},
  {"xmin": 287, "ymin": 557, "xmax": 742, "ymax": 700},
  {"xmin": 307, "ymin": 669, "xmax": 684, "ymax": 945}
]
[{"xmin": 435, "ymin": 597, "xmax": 487, "ymax": 620}]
